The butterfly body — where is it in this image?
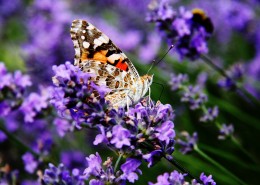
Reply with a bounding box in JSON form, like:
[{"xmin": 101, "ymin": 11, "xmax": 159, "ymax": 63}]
[{"xmin": 70, "ymin": 19, "xmax": 153, "ymax": 108}]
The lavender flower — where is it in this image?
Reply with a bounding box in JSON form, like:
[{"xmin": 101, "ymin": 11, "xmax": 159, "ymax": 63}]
[
  {"xmin": 200, "ymin": 106, "xmax": 219, "ymax": 122},
  {"xmin": 53, "ymin": 118, "xmax": 73, "ymax": 137},
  {"xmin": 149, "ymin": 170, "xmax": 216, "ymax": 185},
  {"xmin": 51, "ymin": 62, "xmax": 110, "ymax": 127},
  {"xmin": 198, "ymin": 172, "xmax": 216, "ymax": 185},
  {"xmin": 61, "ymin": 151, "xmax": 86, "ymax": 170},
  {"xmin": 42, "ymin": 163, "xmax": 85, "ymax": 185},
  {"xmin": 218, "ymin": 124, "xmax": 234, "ymax": 140},
  {"xmin": 93, "ymin": 102, "xmax": 175, "ymax": 167},
  {"xmin": 83, "ymin": 152, "xmax": 142, "ymax": 184},
  {"xmin": 149, "ymin": 170, "xmax": 185, "ymax": 185},
  {"xmin": 110, "ymin": 125, "xmax": 131, "ymax": 148},
  {"xmin": 177, "ymin": 131, "xmax": 198, "ymax": 154},
  {"xmin": 146, "ymin": 0, "xmax": 175, "ymax": 21},
  {"xmin": 0, "ymin": 62, "xmax": 32, "ymax": 117},
  {"xmin": 83, "ymin": 152, "xmax": 103, "ymax": 179},
  {"xmin": 22, "ymin": 152, "xmax": 38, "ymax": 174},
  {"xmin": 21, "ymin": 180, "xmax": 41, "ymax": 185},
  {"xmin": 20, "ymin": 88, "xmax": 51, "ymax": 123},
  {"xmin": 0, "ymin": 0, "xmax": 21, "ymax": 22},
  {"xmin": 169, "ymin": 73, "xmax": 188, "ymax": 91},
  {"xmin": 147, "ymin": 3, "xmax": 214, "ymax": 60},
  {"xmin": 120, "ymin": 158, "xmax": 142, "ymax": 183},
  {"xmin": 218, "ymin": 63, "xmax": 244, "ymax": 90},
  {"xmin": 0, "ymin": 130, "xmax": 7, "ymax": 142},
  {"xmin": 181, "ymin": 85, "xmax": 208, "ymax": 110},
  {"xmin": 23, "ymin": 0, "xmax": 73, "ymax": 84},
  {"xmin": 245, "ymin": 53, "xmax": 260, "ymax": 98},
  {"xmin": 0, "ymin": 166, "xmax": 19, "ymax": 185}
]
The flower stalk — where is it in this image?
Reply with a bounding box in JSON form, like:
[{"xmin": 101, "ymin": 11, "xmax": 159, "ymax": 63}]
[
  {"xmin": 164, "ymin": 155, "xmax": 202, "ymax": 183},
  {"xmin": 200, "ymin": 54, "xmax": 260, "ymax": 108},
  {"xmin": 194, "ymin": 144, "xmax": 247, "ymax": 185},
  {"xmin": 0, "ymin": 123, "xmax": 39, "ymax": 157}
]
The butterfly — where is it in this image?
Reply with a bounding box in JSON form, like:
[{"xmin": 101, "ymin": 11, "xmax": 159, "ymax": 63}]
[{"xmin": 70, "ymin": 19, "xmax": 153, "ymax": 109}]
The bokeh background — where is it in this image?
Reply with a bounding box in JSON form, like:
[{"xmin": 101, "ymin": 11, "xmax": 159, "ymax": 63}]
[{"xmin": 0, "ymin": 0, "xmax": 260, "ymax": 184}]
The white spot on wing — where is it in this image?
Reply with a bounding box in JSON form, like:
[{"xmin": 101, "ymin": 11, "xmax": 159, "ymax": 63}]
[
  {"xmin": 73, "ymin": 40, "xmax": 79, "ymax": 47},
  {"xmin": 122, "ymin": 53, "xmax": 127, "ymax": 58},
  {"xmin": 83, "ymin": 41, "xmax": 90, "ymax": 48},
  {"xmin": 81, "ymin": 36, "xmax": 85, "ymax": 40},
  {"xmin": 107, "ymin": 54, "xmax": 121, "ymax": 63},
  {"xmin": 94, "ymin": 39, "xmax": 103, "ymax": 46},
  {"xmin": 99, "ymin": 34, "xmax": 109, "ymax": 44},
  {"xmin": 75, "ymin": 47, "xmax": 80, "ymax": 56}
]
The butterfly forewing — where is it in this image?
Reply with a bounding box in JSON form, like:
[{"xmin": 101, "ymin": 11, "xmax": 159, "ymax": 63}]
[{"xmin": 70, "ymin": 19, "xmax": 139, "ymax": 78}]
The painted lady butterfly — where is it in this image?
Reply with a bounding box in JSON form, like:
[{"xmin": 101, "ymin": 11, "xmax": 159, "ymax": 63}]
[{"xmin": 70, "ymin": 19, "xmax": 153, "ymax": 109}]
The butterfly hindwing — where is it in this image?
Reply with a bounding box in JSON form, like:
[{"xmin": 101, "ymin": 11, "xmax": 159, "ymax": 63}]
[{"xmin": 81, "ymin": 60, "xmax": 135, "ymax": 90}]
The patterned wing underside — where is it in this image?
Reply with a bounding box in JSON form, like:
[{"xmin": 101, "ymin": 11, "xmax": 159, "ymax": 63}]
[
  {"xmin": 105, "ymin": 91, "xmax": 129, "ymax": 109},
  {"xmin": 82, "ymin": 60, "xmax": 136, "ymax": 90},
  {"xmin": 70, "ymin": 19, "xmax": 140, "ymax": 78},
  {"xmin": 83, "ymin": 61, "xmax": 132, "ymax": 108}
]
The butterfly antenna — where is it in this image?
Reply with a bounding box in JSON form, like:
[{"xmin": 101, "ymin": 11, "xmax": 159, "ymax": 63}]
[
  {"xmin": 147, "ymin": 45, "xmax": 175, "ymax": 74},
  {"xmin": 147, "ymin": 60, "xmax": 156, "ymax": 74}
]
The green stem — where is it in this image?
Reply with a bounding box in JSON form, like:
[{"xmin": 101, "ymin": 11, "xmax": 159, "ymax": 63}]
[
  {"xmin": 0, "ymin": 124, "xmax": 39, "ymax": 157},
  {"xmin": 141, "ymin": 141, "xmax": 202, "ymax": 182},
  {"xmin": 194, "ymin": 145, "xmax": 247, "ymax": 185},
  {"xmin": 200, "ymin": 55, "xmax": 260, "ymax": 108},
  {"xmin": 201, "ymin": 103, "xmax": 258, "ymax": 164},
  {"xmin": 165, "ymin": 155, "xmax": 203, "ymax": 183},
  {"xmin": 231, "ymin": 136, "xmax": 258, "ymax": 164},
  {"xmin": 114, "ymin": 153, "xmax": 123, "ymax": 172}
]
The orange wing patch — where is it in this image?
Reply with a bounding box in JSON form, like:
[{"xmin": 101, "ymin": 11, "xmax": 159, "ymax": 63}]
[{"xmin": 81, "ymin": 50, "xmax": 108, "ymax": 63}]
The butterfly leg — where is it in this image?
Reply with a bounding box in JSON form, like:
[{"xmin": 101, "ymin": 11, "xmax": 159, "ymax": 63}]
[
  {"xmin": 148, "ymin": 86, "xmax": 151, "ymax": 107},
  {"xmin": 126, "ymin": 93, "xmax": 135, "ymax": 112}
]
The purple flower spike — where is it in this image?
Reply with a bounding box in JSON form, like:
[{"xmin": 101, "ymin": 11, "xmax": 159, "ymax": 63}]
[
  {"xmin": 199, "ymin": 172, "xmax": 216, "ymax": 185},
  {"xmin": 147, "ymin": 3, "xmax": 214, "ymax": 60},
  {"xmin": 0, "ymin": 62, "xmax": 32, "ymax": 116},
  {"xmin": 200, "ymin": 106, "xmax": 219, "ymax": 122},
  {"xmin": 22, "ymin": 152, "xmax": 38, "ymax": 174},
  {"xmin": 177, "ymin": 131, "xmax": 198, "ymax": 154},
  {"xmin": 111, "ymin": 125, "xmax": 131, "ymax": 148},
  {"xmin": 120, "ymin": 158, "xmax": 142, "ymax": 183},
  {"xmin": 149, "ymin": 172, "xmax": 170, "ymax": 185},
  {"xmin": 169, "ymin": 170, "xmax": 186, "ymax": 184},
  {"xmin": 83, "ymin": 152, "xmax": 103, "ymax": 179},
  {"xmin": 218, "ymin": 63, "xmax": 244, "ymax": 91},
  {"xmin": 169, "ymin": 73, "xmax": 188, "ymax": 91},
  {"xmin": 20, "ymin": 89, "xmax": 50, "ymax": 123},
  {"xmin": 53, "ymin": 118, "xmax": 73, "ymax": 137},
  {"xmin": 51, "ymin": 62, "xmax": 110, "ymax": 127},
  {"xmin": 218, "ymin": 123, "xmax": 234, "ymax": 140},
  {"xmin": 155, "ymin": 120, "xmax": 175, "ymax": 144},
  {"xmin": 181, "ymin": 85, "xmax": 208, "ymax": 110},
  {"xmin": 0, "ymin": 131, "xmax": 7, "ymax": 142},
  {"xmin": 150, "ymin": 170, "xmax": 216, "ymax": 184},
  {"xmin": 42, "ymin": 163, "xmax": 85, "ymax": 185},
  {"xmin": 23, "ymin": 0, "xmax": 73, "ymax": 84}
]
